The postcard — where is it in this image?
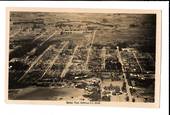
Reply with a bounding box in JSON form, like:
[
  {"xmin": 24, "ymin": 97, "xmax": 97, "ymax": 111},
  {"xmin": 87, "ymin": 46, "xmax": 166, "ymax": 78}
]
[{"xmin": 6, "ymin": 7, "xmax": 161, "ymax": 107}]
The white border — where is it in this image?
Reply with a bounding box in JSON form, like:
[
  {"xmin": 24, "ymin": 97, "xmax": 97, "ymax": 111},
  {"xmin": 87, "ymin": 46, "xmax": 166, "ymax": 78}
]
[
  {"xmin": 5, "ymin": 7, "xmax": 161, "ymax": 108},
  {"xmin": 0, "ymin": 1, "xmax": 169, "ymax": 115}
]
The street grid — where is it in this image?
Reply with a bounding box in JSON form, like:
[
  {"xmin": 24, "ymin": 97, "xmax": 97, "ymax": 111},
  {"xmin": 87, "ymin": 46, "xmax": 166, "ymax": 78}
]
[{"xmin": 9, "ymin": 12, "xmax": 156, "ymax": 103}]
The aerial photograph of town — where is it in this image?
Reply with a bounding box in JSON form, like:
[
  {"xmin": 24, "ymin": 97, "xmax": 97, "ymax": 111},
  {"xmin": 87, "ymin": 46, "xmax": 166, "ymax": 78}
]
[{"xmin": 8, "ymin": 10, "xmax": 156, "ymax": 104}]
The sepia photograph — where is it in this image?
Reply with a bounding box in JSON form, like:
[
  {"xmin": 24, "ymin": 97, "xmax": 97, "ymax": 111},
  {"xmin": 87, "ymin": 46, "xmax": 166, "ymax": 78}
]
[{"xmin": 6, "ymin": 8, "xmax": 161, "ymax": 107}]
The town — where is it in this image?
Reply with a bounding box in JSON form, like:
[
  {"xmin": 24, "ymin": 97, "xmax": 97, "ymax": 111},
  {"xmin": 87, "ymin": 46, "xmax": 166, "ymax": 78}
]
[{"xmin": 8, "ymin": 12, "xmax": 156, "ymax": 103}]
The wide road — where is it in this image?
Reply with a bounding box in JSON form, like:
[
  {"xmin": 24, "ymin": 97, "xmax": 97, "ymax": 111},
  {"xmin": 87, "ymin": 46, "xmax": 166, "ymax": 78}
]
[
  {"xmin": 25, "ymin": 30, "xmax": 59, "ymax": 62},
  {"xmin": 39, "ymin": 41, "xmax": 69, "ymax": 80},
  {"xmin": 18, "ymin": 45, "xmax": 53, "ymax": 82},
  {"xmin": 40, "ymin": 31, "xmax": 58, "ymax": 46},
  {"xmin": 85, "ymin": 30, "xmax": 97, "ymax": 70},
  {"xmin": 132, "ymin": 51, "xmax": 143, "ymax": 72},
  {"xmin": 32, "ymin": 31, "xmax": 46, "ymax": 42},
  {"xmin": 60, "ymin": 45, "xmax": 79, "ymax": 78},
  {"xmin": 116, "ymin": 46, "xmax": 132, "ymax": 102},
  {"xmin": 101, "ymin": 47, "xmax": 106, "ymax": 70}
]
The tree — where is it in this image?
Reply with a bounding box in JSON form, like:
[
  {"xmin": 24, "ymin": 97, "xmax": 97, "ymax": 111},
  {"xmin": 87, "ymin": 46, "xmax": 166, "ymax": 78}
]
[
  {"xmin": 102, "ymin": 18, "xmax": 108, "ymax": 23},
  {"xmin": 125, "ymin": 96, "xmax": 129, "ymax": 102}
]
